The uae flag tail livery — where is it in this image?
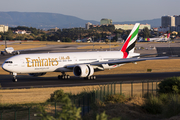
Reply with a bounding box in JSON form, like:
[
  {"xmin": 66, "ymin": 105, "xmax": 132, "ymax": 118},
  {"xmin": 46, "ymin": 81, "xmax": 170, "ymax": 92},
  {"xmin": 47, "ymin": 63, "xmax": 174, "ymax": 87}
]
[{"xmin": 120, "ymin": 23, "xmax": 140, "ymax": 58}]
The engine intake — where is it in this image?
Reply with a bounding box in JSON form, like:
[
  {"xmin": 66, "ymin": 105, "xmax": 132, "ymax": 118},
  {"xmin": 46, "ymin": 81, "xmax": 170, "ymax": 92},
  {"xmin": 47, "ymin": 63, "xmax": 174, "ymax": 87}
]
[
  {"xmin": 29, "ymin": 73, "xmax": 46, "ymax": 77},
  {"xmin": 73, "ymin": 65, "xmax": 94, "ymax": 77}
]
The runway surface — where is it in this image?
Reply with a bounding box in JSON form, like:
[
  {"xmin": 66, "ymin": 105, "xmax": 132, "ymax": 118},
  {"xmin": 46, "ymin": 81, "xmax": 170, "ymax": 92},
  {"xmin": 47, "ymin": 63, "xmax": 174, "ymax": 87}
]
[
  {"xmin": 1, "ymin": 72, "xmax": 180, "ymax": 89},
  {"xmin": 0, "ymin": 42, "xmax": 180, "ymax": 89}
]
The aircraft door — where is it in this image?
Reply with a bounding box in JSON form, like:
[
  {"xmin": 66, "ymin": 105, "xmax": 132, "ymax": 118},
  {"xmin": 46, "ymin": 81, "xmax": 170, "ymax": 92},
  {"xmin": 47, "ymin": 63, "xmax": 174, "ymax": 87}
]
[
  {"xmin": 21, "ymin": 59, "xmax": 25, "ymax": 67},
  {"xmin": 99, "ymin": 55, "xmax": 103, "ymax": 61},
  {"xmin": 73, "ymin": 57, "xmax": 78, "ymax": 63}
]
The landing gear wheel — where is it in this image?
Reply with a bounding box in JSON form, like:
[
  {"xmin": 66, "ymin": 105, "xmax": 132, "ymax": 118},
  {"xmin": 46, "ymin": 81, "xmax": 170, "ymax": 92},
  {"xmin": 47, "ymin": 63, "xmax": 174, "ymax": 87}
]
[
  {"xmin": 12, "ymin": 77, "xmax": 17, "ymax": 82},
  {"xmin": 84, "ymin": 76, "xmax": 96, "ymax": 80},
  {"xmin": 90, "ymin": 76, "xmax": 96, "ymax": 80},
  {"xmin": 92, "ymin": 76, "xmax": 96, "ymax": 79},
  {"xmin": 58, "ymin": 75, "xmax": 70, "ymax": 80},
  {"xmin": 58, "ymin": 75, "xmax": 62, "ymax": 79},
  {"xmin": 12, "ymin": 73, "xmax": 18, "ymax": 82},
  {"xmin": 62, "ymin": 75, "xmax": 65, "ymax": 79}
]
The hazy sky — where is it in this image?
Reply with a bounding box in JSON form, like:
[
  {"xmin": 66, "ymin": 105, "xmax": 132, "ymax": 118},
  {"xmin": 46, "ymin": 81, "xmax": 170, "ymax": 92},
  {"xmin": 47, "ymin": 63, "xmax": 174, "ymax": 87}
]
[{"xmin": 1, "ymin": 0, "xmax": 180, "ymax": 22}]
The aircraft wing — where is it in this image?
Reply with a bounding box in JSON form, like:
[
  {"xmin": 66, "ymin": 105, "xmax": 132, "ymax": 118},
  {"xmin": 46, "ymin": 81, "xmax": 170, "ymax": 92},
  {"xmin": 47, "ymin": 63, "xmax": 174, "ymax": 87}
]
[
  {"xmin": 65, "ymin": 56, "xmax": 169, "ymax": 68},
  {"xmin": 90, "ymin": 56, "xmax": 168, "ymax": 66}
]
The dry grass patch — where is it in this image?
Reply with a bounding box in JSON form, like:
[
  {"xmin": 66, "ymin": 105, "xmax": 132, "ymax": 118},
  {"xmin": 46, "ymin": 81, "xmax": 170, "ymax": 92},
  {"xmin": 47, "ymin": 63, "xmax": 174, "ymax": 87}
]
[
  {"xmin": 17, "ymin": 41, "xmax": 117, "ymax": 45},
  {"xmin": 0, "ymin": 67, "xmax": 10, "ymax": 75},
  {"xmin": 0, "ymin": 44, "xmax": 46, "ymax": 51},
  {"xmin": 0, "ymin": 82, "xmax": 153, "ymax": 104},
  {"xmin": 77, "ymin": 44, "xmax": 122, "ymax": 49},
  {"xmin": 0, "ymin": 85, "xmax": 101, "ymax": 104}
]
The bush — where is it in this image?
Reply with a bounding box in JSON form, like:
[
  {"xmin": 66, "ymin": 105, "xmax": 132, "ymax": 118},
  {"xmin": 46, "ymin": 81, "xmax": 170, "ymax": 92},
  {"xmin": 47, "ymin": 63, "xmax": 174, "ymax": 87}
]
[
  {"xmin": 41, "ymin": 89, "xmax": 82, "ymax": 120},
  {"xmin": 48, "ymin": 89, "xmax": 71, "ymax": 103},
  {"xmin": 158, "ymin": 77, "xmax": 180, "ymax": 94},
  {"xmin": 163, "ymin": 94, "xmax": 180, "ymax": 118},
  {"xmin": 104, "ymin": 94, "xmax": 126, "ymax": 104},
  {"xmin": 158, "ymin": 93, "xmax": 169, "ymax": 104},
  {"xmin": 96, "ymin": 111, "xmax": 108, "ymax": 120},
  {"xmin": 142, "ymin": 93, "xmax": 180, "ymax": 117},
  {"xmin": 142, "ymin": 94, "xmax": 163, "ymax": 114}
]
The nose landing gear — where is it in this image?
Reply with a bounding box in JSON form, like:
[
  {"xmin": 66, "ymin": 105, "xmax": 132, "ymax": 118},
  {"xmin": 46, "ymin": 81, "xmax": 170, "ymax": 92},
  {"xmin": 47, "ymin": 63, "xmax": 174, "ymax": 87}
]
[{"xmin": 12, "ymin": 73, "xmax": 17, "ymax": 82}]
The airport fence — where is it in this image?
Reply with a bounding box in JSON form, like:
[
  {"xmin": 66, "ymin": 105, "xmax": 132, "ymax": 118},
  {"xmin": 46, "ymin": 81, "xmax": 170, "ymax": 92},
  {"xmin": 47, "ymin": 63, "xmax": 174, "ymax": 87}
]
[{"xmin": 0, "ymin": 80, "xmax": 161, "ymax": 120}]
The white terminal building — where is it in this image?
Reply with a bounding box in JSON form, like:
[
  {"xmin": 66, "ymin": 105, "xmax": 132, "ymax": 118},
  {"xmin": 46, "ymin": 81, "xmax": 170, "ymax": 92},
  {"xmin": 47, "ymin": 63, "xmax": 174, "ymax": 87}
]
[
  {"xmin": 0, "ymin": 25, "xmax": 8, "ymax": 32},
  {"xmin": 86, "ymin": 18, "xmax": 151, "ymax": 30},
  {"xmin": 114, "ymin": 24, "xmax": 151, "ymax": 30},
  {"xmin": 100, "ymin": 18, "xmax": 112, "ymax": 25}
]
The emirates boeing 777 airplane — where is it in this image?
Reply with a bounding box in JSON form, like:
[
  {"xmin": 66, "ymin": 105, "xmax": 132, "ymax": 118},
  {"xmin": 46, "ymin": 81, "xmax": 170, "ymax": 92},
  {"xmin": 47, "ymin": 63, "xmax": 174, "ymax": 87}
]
[{"xmin": 2, "ymin": 23, "xmax": 168, "ymax": 82}]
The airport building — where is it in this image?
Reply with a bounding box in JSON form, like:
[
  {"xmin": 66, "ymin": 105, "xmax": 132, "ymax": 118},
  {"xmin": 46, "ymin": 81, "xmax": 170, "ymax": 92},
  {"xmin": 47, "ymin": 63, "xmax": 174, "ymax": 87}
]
[
  {"xmin": 161, "ymin": 15, "xmax": 175, "ymax": 28},
  {"xmin": 114, "ymin": 24, "xmax": 151, "ymax": 30},
  {"xmin": 160, "ymin": 15, "xmax": 180, "ymax": 32},
  {"xmin": 100, "ymin": 18, "xmax": 112, "ymax": 25},
  {"xmin": 175, "ymin": 15, "xmax": 180, "ymax": 26},
  {"xmin": 0, "ymin": 25, "xmax": 8, "ymax": 32},
  {"xmin": 85, "ymin": 22, "xmax": 92, "ymax": 30}
]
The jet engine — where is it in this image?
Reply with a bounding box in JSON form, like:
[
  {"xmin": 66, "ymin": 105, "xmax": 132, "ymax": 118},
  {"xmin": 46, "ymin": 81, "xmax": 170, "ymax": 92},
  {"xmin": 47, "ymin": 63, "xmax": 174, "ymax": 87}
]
[
  {"xmin": 73, "ymin": 65, "xmax": 94, "ymax": 77},
  {"xmin": 12, "ymin": 51, "xmax": 20, "ymax": 55},
  {"xmin": 29, "ymin": 73, "xmax": 46, "ymax": 77}
]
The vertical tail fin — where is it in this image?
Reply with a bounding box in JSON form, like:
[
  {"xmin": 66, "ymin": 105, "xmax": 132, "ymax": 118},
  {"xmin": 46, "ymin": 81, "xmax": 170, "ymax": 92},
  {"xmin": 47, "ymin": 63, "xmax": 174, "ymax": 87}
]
[
  {"xmin": 120, "ymin": 23, "xmax": 140, "ymax": 58},
  {"xmin": 167, "ymin": 33, "xmax": 170, "ymax": 38},
  {"xmin": 164, "ymin": 33, "xmax": 170, "ymax": 41}
]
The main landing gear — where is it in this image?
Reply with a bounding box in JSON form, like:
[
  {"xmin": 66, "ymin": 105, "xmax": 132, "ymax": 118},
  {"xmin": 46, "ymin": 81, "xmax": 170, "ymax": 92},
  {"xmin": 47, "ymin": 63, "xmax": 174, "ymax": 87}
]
[
  {"xmin": 12, "ymin": 73, "xmax": 17, "ymax": 82},
  {"xmin": 84, "ymin": 76, "xmax": 96, "ymax": 80},
  {"xmin": 58, "ymin": 72, "xmax": 70, "ymax": 80},
  {"xmin": 57, "ymin": 72, "xmax": 96, "ymax": 80}
]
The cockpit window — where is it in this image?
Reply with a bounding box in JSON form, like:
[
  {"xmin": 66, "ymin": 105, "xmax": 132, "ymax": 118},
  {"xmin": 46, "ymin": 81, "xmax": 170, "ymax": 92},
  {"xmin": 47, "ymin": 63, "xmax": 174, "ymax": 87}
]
[{"xmin": 5, "ymin": 61, "xmax": 13, "ymax": 63}]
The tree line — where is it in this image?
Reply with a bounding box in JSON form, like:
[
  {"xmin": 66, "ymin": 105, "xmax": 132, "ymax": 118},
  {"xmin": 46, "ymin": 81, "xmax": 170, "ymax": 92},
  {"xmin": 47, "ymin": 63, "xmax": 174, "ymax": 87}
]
[{"xmin": 0, "ymin": 25, "xmax": 156, "ymax": 42}]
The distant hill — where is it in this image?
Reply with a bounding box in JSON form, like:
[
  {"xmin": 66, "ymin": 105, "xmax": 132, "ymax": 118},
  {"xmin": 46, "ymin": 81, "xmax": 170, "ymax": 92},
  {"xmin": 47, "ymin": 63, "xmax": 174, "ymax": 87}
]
[
  {"xmin": 0, "ymin": 12, "xmax": 161, "ymax": 29},
  {"xmin": 0, "ymin": 12, "xmax": 99, "ymax": 29}
]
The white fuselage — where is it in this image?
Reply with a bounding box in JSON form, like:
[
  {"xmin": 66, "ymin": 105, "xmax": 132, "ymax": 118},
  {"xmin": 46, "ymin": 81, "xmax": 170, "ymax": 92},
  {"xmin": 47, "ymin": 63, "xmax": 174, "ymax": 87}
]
[{"xmin": 2, "ymin": 51, "xmax": 139, "ymax": 74}]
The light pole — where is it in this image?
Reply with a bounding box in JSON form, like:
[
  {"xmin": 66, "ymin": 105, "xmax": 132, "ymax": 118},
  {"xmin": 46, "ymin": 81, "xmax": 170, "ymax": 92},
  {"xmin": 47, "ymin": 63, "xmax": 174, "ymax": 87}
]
[
  {"xmin": 109, "ymin": 34, "xmax": 111, "ymax": 51},
  {"xmin": 93, "ymin": 35, "xmax": 94, "ymax": 50},
  {"xmin": 4, "ymin": 35, "xmax": 7, "ymax": 48}
]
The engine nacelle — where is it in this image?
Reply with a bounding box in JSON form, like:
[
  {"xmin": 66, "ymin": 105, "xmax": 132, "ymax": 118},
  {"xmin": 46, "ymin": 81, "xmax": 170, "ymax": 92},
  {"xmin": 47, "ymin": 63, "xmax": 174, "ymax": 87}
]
[
  {"xmin": 29, "ymin": 73, "xmax": 46, "ymax": 77},
  {"xmin": 73, "ymin": 65, "xmax": 94, "ymax": 77},
  {"xmin": 12, "ymin": 51, "xmax": 20, "ymax": 55}
]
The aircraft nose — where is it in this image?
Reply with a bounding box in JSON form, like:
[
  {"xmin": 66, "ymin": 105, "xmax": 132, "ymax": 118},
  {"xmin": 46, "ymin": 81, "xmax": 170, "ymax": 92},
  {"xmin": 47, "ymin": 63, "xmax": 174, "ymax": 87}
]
[
  {"xmin": 2, "ymin": 63, "xmax": 11, "ymax": 72},
  {"xmin": 2, "ymin": 63, "xmax": 7, "ymax": 71}
]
